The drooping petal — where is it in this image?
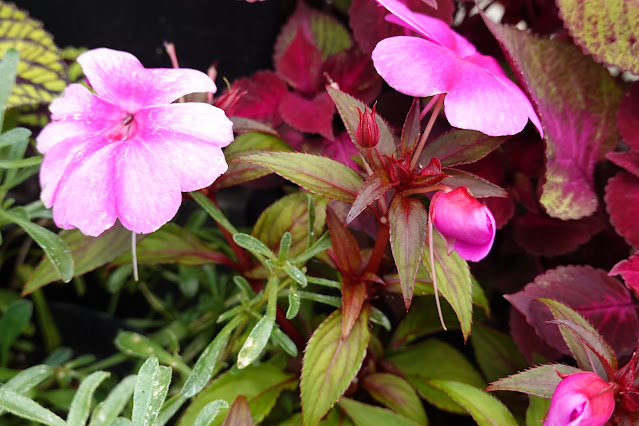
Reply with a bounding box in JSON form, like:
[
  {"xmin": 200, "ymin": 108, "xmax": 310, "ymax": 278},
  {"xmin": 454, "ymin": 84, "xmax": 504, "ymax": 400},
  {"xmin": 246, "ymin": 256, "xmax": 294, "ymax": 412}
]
[
  {"xmin": 114, "ymin": 139, "xmax": 182, "ymax": 234},
  {"xmin": 545, "ymin": 372, "xmax": 615, "ymax": 426},
  {"xmin": 134, "ymin": 103, "xmax": 233, "ymax": 191},
  {"xmin": 50, "ymin": 140, "xmax": 119, "ymax": 236}
]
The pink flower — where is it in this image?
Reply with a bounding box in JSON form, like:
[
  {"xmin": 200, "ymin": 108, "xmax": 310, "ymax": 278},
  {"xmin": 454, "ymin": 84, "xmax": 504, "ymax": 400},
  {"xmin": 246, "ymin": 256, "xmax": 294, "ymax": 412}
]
[
  {"xmin": 371, "ymin": 0, "xmax": 543, "ymax": 137},
  {"xmin": 430, "ymin": 187, "xmax": 496, "ymax": 261},
  {"xmin": 36, "ymin": 48, "xmax": 233, "ymax": 236},
  {"xmin": 546, "ymin": 372, "xmax": 615, "ymax": 426}
]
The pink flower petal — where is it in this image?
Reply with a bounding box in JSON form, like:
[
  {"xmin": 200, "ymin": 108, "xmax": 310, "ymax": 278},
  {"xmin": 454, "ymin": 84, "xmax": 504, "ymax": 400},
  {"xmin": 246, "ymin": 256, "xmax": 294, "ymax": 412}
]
[
  {"xmin": 137, "ymin": 68, "xmax": 217, "ymax": 106},
  {"xmin": 134, "ymin": 103, "xmax": 233, "ymax": 191},
  {"xmin": 546, "ymin": 372, "xmax": 615, "ymax": 426},
  {"xmin": 115, "ymin": 139, "xmax": 182, "ymax": 234}
]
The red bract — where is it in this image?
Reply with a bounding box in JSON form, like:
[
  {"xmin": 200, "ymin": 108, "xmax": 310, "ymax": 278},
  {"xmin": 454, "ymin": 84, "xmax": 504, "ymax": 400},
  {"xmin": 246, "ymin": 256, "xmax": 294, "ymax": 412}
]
[
  {"xmin": 429, "ymin": 187, "xmax": 496, "ymax": 262},
  {"xmin": 355, "ymin": 104, "xmax": 380, "ymax": 148}
]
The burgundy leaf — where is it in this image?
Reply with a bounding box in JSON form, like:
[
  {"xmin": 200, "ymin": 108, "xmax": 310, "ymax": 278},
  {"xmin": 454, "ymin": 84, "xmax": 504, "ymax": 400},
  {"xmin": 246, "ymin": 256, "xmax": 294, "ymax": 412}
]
[
  {"xmin": 506, "ymin": 265, "xmax": 639, "ymax": 358},
  {"xmin": 275, "ymin": 28, "xmax": 322, "ymax": 94},
  {"xmin": 419, "ymin": 129, "xmax": 509, "ymax": 168},
  {"xmin": 610, "ymin": 252, "xmax": 639, "ymax": 299},
  {"xmin": 346, "ymin": 170, "xmax": 393, "ymax": 225},
  {"xmin": 323, "ymin": 132, "xmax": 361, "ymax": 169},
  {"xmin": 605, "ymin": 171, "xmax": 639, "ymax": 249},
  {"xmin": 512, "ymin": 212, "xmax": 604, "ymax": 256},
  {"xmin": 485, "ymin": 19, "xmax": 622, "ymax": 220},
  {"xmin": 222, "ymin": 396, "xmax": 254, "ymax": 426},
  {"xmin": 279, "ymin": 91, "xmax": 335, "ymax": 139},
  {"xmin": 323, "ymin": 46, "xmax": 383, "ymax": 105},
  {"xmin": 231, "ymin": 71, "xmax": 288, "ymax": 126},
  {"xmin": 618, "ymin": 82, "xmax": 639, "ymax": 150},
  {"xmin": 509, "ymin": 308, "xmax": 562, "ymax": 363},
  {"xmin": 607, "ymin": 151, "xmax": 639, "ymax": 178},
  {"xmin": 341, "ymin": 277, "xmax": 367, "ymax": 338},
  {"xmin": 327, "ymin": 207, "xmax": 362, "ymax": 276},
  {"xmin": 401, "ymin": 98, "xmax": 421, "ymax": 156},
  {"xmin": 485, "ymin": 196, "xmax": 515, "ymax": 230}
]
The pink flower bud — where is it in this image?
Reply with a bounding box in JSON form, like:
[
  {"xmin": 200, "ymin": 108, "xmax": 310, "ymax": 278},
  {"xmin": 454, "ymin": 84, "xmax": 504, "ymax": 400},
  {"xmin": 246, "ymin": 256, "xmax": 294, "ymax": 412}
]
[
  {"xmin": 545, "ymin": 372, "xmax": 615, "ymax": 426},
  {"xmin": 355, "ymin": 104, "xmax": 380, "ymax": 148},
  {"xmin": 430, "ymin": 187, "xmax": 496, "ymax": 262}
]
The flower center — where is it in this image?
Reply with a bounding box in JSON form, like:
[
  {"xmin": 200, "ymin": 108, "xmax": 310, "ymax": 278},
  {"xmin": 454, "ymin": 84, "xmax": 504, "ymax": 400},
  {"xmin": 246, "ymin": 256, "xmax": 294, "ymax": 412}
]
[{"xmin": 106, "ymin": 114, "xmax": 137, "ymax": 142}]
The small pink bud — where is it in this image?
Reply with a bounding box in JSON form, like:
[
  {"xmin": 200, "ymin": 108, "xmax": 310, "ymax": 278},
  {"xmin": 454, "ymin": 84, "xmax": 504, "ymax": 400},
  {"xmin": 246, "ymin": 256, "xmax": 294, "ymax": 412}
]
[
  {"xmin": 545, "ymin": 372, "xmax": 615, "ymax": 426},
  {"xmin": 355, "ymin": 104, "xmax": 380, "ymax": 148},
  {"xmin": 430, "ymin": 187, "xmax": 495, "ymax": 262}
]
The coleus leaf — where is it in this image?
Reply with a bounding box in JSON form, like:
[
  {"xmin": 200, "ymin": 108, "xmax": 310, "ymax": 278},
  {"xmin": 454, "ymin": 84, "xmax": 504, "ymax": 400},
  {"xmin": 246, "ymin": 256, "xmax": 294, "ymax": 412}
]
[
  {"xmin": 389, "ymin": 196, "xmax": 428, "ymax": 309},
  {"xmin": 487, "ymin": 364, "xmax": 582, "ymax": 398},
  {"xmin": 556, "ymin": 0, "xmax": 639, "ymax": 74},
  {"xmin": 440, "ymin": 169, "xmax": 507, "ymax": 198},
  {"xmin": 323, "ymin": 46, "xmax": 383, "ymax": 105},
  {"xmin": 509, "ymin": 308, "xmax": 562, "ymax": 364},
  {"xmin": 230, "ymin": 71, "xmax": 288, "ymax": 126},
  {"xmin": 539, "ymin": 298, "xmax": 617, "ymax": 379},
  {"xmin": 606, "ymin": 151, "xmax": 639, "ymax": 178},
  {"xmin": 605, "ymin": 171, "xmax": 639, "ymax": 248},
  {"xmin": 237, "ymin": 152, "xmax": 364, "ymax": 204},
  {"xmin": 301, "ymin": 307, "xmax": 370, "ymax": 426},
  {"xmin": 276, "ymin": 27, "xmax": 322, "ymax": 94},
  {"xmin": 485, "ymin": 19, "xmax": 622, "ymax": 220},
  {"xmin": 279, "ymin": 91, "xmax": 335, "ymax": 139},
  {"xmin": 361, "ymin": 373, "xmax": 427, "ymax": 424},
  {"xmin": 505, "ymin": 265, "xmax": 639, "ymax": 358},
  {"xmin": 346, "ymin": 170, "xmax": 393, "ymax": 224},
  {"xmin": 618, "ymin": 82, "xmax": 639, "ymax": 149},
  {"xmin": 419, "ymin": 130, "xmax": 509, "ymax": 168},
  {"xmin": 610, "ymin": 252, "xmax": 639, "ymax": 299}
]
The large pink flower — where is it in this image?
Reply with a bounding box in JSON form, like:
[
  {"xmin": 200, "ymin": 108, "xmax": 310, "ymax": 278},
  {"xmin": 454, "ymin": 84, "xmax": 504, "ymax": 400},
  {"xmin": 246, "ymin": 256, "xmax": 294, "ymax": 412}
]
[
  {"xmin": 36, "ymin": 48, "xmax": 233, "ymax": 236},
  {"xmin": 371, "ymin": 0, "xmax": 543, "ymax": 137},
  {"xmin": 546, "ymin": 372, "xmax": 615, "ymax": 426}
]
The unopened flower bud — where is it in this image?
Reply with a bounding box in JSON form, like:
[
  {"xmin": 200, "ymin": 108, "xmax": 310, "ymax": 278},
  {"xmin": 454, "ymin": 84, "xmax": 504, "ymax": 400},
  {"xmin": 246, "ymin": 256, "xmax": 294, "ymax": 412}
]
[
  {"xmin": 215, "ymin": 86, "xmax": 247, "ymax": 117},
  {"xmin": 355, "ymin": 103, "xmax": 380, "ymax": 148},
  {"xmin": 546, "ymin": 372, "xmax": 615, "ymax": 426}
]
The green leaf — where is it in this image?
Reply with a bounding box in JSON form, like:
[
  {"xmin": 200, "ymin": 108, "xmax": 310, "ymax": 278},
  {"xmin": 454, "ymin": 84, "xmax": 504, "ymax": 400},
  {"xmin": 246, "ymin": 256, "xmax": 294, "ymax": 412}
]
[
  {"xmin": 419, "ymin": 129, "xmax": 508, "ymax": 167},
  {"xmin": 338, "ymin": 397, "xmax": 421, "ymax": 426},
  {"xmin": 423, "ymin": 231, "xmax": 473, "ymax": 340},
  {"xmin": 361, "ymin": 373, "xmax": 427, "ymax": 424},
  {"xmin": 233, "ymin": 233, "xmax": 275, "ymax": 259},
  {"xmin": 132, "ymin": 358, "xmax": 172, "ymax": 426},
  {"xmin": 387, "ymin": 339, "xmax": 485, "ymax": 414},
  {"xmin": 220, "ymin": 396, "xmax": 253, "ymax": 426},
  {"xmin": 487, "ymin": 364, "xmax": 582, "ymax": 397},
  {"xmin": 0, "ymin": 156, "xmax": 42, "ymax": 169},
  {"xmin": 0, "ymin": 389, "xmax": 66, "ymax": 426},
  {"xmin": 272, "ymin": 327, "xmax": 298, "ymax": 357},
  {"xmin": 114, "ymin": 331, "xmax": 191, "ymax": 376},
  {"xmin": 0, "ymin": 209, "xmax": 73, "ymax": 285},
  {"xmin": 471, "ymin": 324, "xmax": 528, "ymax": 383},
  {"xmin": 286, "ymin": 283, "xmax": 301, "ymax": 319},
  {"xmin": 526, "ymin": 395, "xmax": 550, "ymax": 426},
  {"xmin": 389, "ymin": 296, "xmax": 459, "ymax": 348},
  {"xmin": 111, "ymin": 419, "xmax": 132, "ymax": 426},
  {"xmin": 0, "ymin": 127, "xmax": 30, "ymax": 150},
  {"xmin": 0, "ymin": 364, "xmax": 53, "ymax": 415},
  {"xmin": 213, "ymin": 132, "xmax": 292, "ymax": 190},
  {"xmin": 429, "ymin": 380, "xmax": 518, "ymax": 426},
  {"xmin": 190, "ymin": 191, "xmax": 238, "ymax": 235},
  {"xmin": 0, "ymin": 299, "xmax": 32, "ymax": 366},
  {"xmin": 253, "ymin": 193, "xmax": 328, "ymax": 260},
  {"xmin": 24, "ymin": 223, "xmax": 131, "ymax": 295},
  {"xmin": 301, "ymin": 307, "xmax": 371, "ymax": 425},
  {"xmin": 0, "ymin": 48, "xmax": 18, "ymax": 126},
  {"xmin": 179, "ymin": 364, "xmax": 296, "ymax": 426},
  {"xmin": 556, "ymin": 0, "xmax": 639, "ymax": 74},
  {"xmin": 181, "ymin": 317, "xmax": 242, "ymax": 398},
  {"xmin": 67, "ymin": 371, "xmax": 110, "ymax": 426},
  {"xmin": 154, "ymin": 394, "xmax": 187, "ymax": 426},
  {"xmin": 88, "ymin": 375, "xmax": 137, "ymax": 426},
  {"xmin": 389, "ymin": 196, "xmax": 428, "ymax": 308},
  {"xmin": 282, "ymin": 262, "xmax": 307, "ymax": 287},
  {"xmin": 0, "ymin": 3, "xmax": 67, "ymax": 108},
  {"xmin": 238, "ymin": 153, "xmax": 364, "ymax": 204},
  {"xmin": 193, "ymin": 400, "xmax": 228, "ymax": 426},
  {"xmin": 440, "ymin": 168, "xmax": 507, "ymax": 198}
]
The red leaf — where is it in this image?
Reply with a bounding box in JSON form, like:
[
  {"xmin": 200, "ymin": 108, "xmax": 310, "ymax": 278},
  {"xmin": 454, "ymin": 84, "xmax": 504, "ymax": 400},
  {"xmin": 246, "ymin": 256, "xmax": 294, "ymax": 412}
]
[
  {"xmin": 485, "ymin": 196, "xmax": 515, "ymax": 230},
  {"xmin": 607, "ymin": 151, "xmax": 639, "ymax": 178},
  {"xmin": 323, "ymin": 132, "xmax": 361, "ymax": 169},
  {"xmin": 275, "ymin": 28, "xmax": 322, "ymax": 94},
  {"xmin": 327, "ymin": 207, "xmax": 362, "ymax": 276},
  {"xmin": 349, "ymin": 0, "xmax": 454, "ymax": 55},
  {"xmin": 279, "ymin": 91, "xmax": 335, "ymax": 139},
  {"xmin": 506, "ymin": 265, "xmax": 639, "ymax": 358},
  {"xmin": 605, "ymin": 171, "xmax": 639, "ymax": 249},
  {"xmin": 323, "ymin": 46, "xmax": 383, "ymax": 105},
  {"xmin": 610, "ymin": 252, "xmax": 639, "ymax": 299},
  {"xmin": 231, "ymin": 71, "xmax": 288, "ymax": 126},
  {"xmin": 618, "ymin": 82, "xmax": 639, "ymax": 150},
  {"xmin": 485, "ymin": 19, "xmax": 622, "ymax": 220},
  {"xmin": 342, "ymin": 277, "xmax": 367, "ymax": 338},
  {"xmin": 346, "ymin": 170, "xmax": 393, "ymax": 225},
  {"xmin": 509, "ymin": 308, "xmax": 562, "ymax": 363},
  {"xmin": 388, "ymin": 196, "xmax": 428, "ymax": 308},
  {"xmin": 512, "ymin": 212, "xmax": 605, "ymax": 256}
]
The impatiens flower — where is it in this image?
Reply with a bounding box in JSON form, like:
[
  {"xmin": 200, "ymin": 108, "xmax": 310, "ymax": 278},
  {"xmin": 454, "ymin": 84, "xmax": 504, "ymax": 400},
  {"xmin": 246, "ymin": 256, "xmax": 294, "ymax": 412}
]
[
  {"xmin": 37, "ymin": 48, "xmax": 233, "ymax": 236},
  {"xmin": 371, "ymin": 0, "xmax": 543, "ymax": 137},
  {"xmin": 546, "ymin": 372, "xmax": 616, "ymax": 426},
  {"xmin": 430, "ymin": 187, "xmax": 496, "ymax": 261}
]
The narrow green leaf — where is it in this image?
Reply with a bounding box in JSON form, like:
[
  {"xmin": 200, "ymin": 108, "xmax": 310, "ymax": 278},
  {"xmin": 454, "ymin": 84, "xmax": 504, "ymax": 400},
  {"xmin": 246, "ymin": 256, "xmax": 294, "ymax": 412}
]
[
  {"xmin": 286, "ymin": 283, "xmax": 301, "ymax": 319},
  {"xmin": 114, "ymin": 331, "xmax": 191, "ymax": 376},
  {"xmin": 526, "ymin": 395, "xmax": 551, "ymax": 426},
  {"xmin": 338, "ymin": 397, "xmax": 421, "ymax": 426},
  {"xmin": 0, "ymin": 156, "xmax": 42, "ymax": 169},
  {"xmin": 361, "ymin": 373, "xmax": 427, "ymax": 424},
  {"xmin": 88, "ymin": 375, "xmax": 137, "ymax": 426},
  {"xmin": 471, "ymin": 324, "xmax": 528, "ymax": 383},
  {"xmin": 389, "ymin": 197, "xmax": 428, "ymax": 308},
  {"xmin": 301, "ymin": 307, "xmax": 371, "ymax": 425},
  {"xmin": 154, "ymin": 394, "xmax": 187, "ymax": 426},
  {"xmin": 0, "ymin": 389, "xmax": 66, "ymax": 426},
  {"xmin": 487, "ymin": 364, "xmax": 582, "ymax": 397},
  {"xmin": 0, "ymin": 128, "xmax": 31, "ymax": 150},
  {"xmin": 190, "ymin": 191, "xmax": 238, "ymax": 235},
  {"xmin": 67, "ymin": 371, "xmax": 110, "ymax": 426},
  {"xmin": 193, "ymin": 400, "xmax": 228, "ymax": 426},
  {"xmin": 282, "ymin": 262, "xmax": 307, "ymax": 287},
  {"xmin": 278, "ymin": 232, "xmax": 292, "ymax": 260},
  {"xmin": 0, "ymin": 299, "xmax": 32, "ymax": 366},
  {"xmin": 232, "ymin": 233, "xmax": 275, "ymax": 258},
  {"xmin": 132, "ymin": 358, "xmax": 172, "ymax": 426},
  {"xmin": 237, "ymin": 315, "xmax": 276, "ymax": 369},
  {"xmin": 369, "ymin": 307, "xmax": 391, "ymax": 332},
  {"xmin": 111, "ymin": 419, "xmax": 132, "ymax": 426},
  {"xmin": 0, "ymin": 49, "xmax": 19, "ymax": 126},
  {"xmin": 429, "ymin": 380, "xmax": 518, "ymax": 426},
  {"xmin": 0, "ymin": 364, "xmax": 53, "ymax": 415},
  {"xmin": 238, "ymin": 152, "xmax": 364, "ymax": 204},
  {"xmin": 272, "ymin": 327, "xmax": 298, "ymax": 357},
  {"xmin": 294, "ymin": 231, "xmax": 331, "ymax": 264}
]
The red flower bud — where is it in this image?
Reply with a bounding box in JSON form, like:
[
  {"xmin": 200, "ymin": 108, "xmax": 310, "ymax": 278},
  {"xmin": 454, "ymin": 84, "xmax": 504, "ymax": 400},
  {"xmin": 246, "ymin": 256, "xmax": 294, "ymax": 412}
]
[
  {"xmin": 215, "ymin": 85, "xmax": 247, "ymax": 117},
  {"xmin": 355, "ymin": 103, "xmax": 380, "ymax": 148}
]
